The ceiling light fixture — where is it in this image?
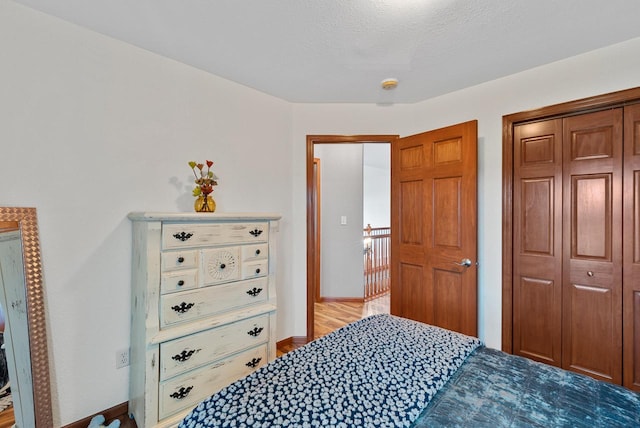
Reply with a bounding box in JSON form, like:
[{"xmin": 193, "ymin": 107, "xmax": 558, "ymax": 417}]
[{"xmin": 381, "ymin": 78, "xmax": 399, "ymax": 90}]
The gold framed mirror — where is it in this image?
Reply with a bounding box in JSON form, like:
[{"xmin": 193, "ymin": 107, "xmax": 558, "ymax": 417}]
[{"xmin": 0, "ymin": 207, "xmax": 53, "ymax": 427}]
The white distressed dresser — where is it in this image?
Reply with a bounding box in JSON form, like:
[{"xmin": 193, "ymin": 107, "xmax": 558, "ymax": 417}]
[{"xmin": 128, "ymin": 212, "xmax": 280, "ymax": 428}]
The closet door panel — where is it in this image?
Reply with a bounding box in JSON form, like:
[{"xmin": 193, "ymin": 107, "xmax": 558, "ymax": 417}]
[
  {"xmin": 516, "ymin": 276, "xmax": 557, "ymax": 364},
  {"xmin": 571, "ymin": 174, "xmax": 611, "ymax": 260},
  {"xmin": 623, "ymin": 103, "xmax": 640, "ymax": 391},
  {"xmin": 565, "ymin": 282, "xmax": 616, "ymax": 380},
  {"xmin": 512, "ymin": 120, "xmax": 563, "ymax": 366},
  {"xmin": 563, "ymin": 109, "xmax": 623, "ymax": 384}
]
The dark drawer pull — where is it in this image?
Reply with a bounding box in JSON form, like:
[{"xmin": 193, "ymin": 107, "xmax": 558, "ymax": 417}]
[
  {"xmin": 177, "ymin": 280, "xmax": 185, "ymax": 286},
  {"xmin": 171, "ymin": 302, "xmax": 195, "ymax": 313},
  {"xmin": 170, "ymin": 386, "xmax": 193, "ymax": 400},
  {"xmin": 255, "ymin": 268, "xmax": 261, "ymax": 274},
  {"xmin": 246, "ymin": 287, "xmax": 263, "ymax": 297},
  {"xmin": 255, "ymin": 249, "xmax": 261, "ymax": 255},
  {"xmin": 247, "ymin": 327, "xmax": 264, "ymax": 337},
  {"xmin": 177, "ymin": 256, "xmax": 185, "ymax": 263},
  {"xmin": 249, "ymin": 229, "xmax": 263, "ymax": 237},
  {"xmin": 172, "ymin": 349, "xmax": 201, "ymax": 362},
  {"xmin": 173, "ymin": 232, "xmax": 193, "ymax": 242},
  {"xmin": 245, "ymin": 357, "xmax": 262, "ymax": 368}
]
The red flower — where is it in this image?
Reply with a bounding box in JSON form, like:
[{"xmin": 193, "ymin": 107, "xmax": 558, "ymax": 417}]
[{"xmin": 206, "ymin": 160, "xmax": 213, "ymax": 168}]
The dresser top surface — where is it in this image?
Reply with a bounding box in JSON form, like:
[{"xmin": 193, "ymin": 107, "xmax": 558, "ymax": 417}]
[{"xmin": 128, "ymin": 212, "xmax": 281, "ymax": 222}]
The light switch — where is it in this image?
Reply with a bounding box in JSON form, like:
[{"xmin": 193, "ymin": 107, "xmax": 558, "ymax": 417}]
[{"xmin": 340, "ymin": 216, "xmax": 347, "ymax": 225}]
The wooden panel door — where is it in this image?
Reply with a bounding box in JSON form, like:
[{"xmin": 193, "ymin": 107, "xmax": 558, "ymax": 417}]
[
  {"xmin": 562, "ymin": 109, "xmax": 623, "ymax": 383},
  {"xmin": 623, "ymin": 103, "xmax": 640, "ymax": 391},
  {"xmin": 391, "ymin": 121, "xmax": 478, "ymax": 337},
  {"xmin": 512, "ymin": 119, "xmax": 563, "ymax": 366}
]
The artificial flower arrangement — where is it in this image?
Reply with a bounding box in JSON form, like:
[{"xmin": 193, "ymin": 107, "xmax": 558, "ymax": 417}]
[
  {"xmin": 189, "ymin": 160, "xmax": 218, "ymax": 196},
  {"xmin": 189, "ymin": 160, "xmax": 218, "ymax": 212}
]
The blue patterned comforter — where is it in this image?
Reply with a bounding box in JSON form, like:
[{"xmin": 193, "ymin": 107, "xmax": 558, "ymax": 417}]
[{"xmin": 179, "ymin": 314, "xmax": 481, "ymax": 427}]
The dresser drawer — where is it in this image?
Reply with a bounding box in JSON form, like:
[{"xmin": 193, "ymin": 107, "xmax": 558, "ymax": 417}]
[
  {"xmin": 163, "ymin": 222, "xmax": 269, "ymax": 249},
  {"xmin": 241, "ymin": 260, "xmax": 268, "ymax": 279},
  {"xmin": 161, "ymin": 250, "xmax": 198, "ymax": 272},
  {"xmin": 158, "ymin": 344, "xmax": 267, "ymax": 420},
  {"xmin": 241, "ymin": 243, "xmax": 268, "ymax": 261},
  {"xmin": 160, "ymin": 314, "xmax": 269, "ymax": 380},
  {"xmin": 161, "ymin": 270, "xmax": 197, "ymax": 294},
  {"xmin": 160, "ymin": 277, "xmax": 268, "ymax": 327}
]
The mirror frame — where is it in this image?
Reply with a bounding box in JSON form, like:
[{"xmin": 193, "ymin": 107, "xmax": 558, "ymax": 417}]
[{"xmin": 0, "ymin": 207, "xmax": 53, "ymax": 427}]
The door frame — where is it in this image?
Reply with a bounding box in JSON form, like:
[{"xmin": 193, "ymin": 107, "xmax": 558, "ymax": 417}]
[
  {"xmin": 501, "ymin": 86, "xmax": 640, "ymax": 353},
  {"xmin": 313, "ymin": 158, "xmax": 322, "ymax": 303},
  {"xmin": 306, "ymin": 135, "xmax": 398, "ymax": 342}
]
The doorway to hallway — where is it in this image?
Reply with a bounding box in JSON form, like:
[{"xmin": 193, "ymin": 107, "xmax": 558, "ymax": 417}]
[{"xmin": 306, "ymin": 135, "xmax": 397, "ymax": 342}]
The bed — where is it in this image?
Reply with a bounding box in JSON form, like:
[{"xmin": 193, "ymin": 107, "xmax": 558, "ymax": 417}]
[{"xmin": 179, "ymin": 314, "xmax": 640, "ymax": 427}]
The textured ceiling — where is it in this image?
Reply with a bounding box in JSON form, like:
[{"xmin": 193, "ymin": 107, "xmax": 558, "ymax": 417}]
[{"xmin": 13, "ymin": 0, "xmax": 640, "ymax": 104}]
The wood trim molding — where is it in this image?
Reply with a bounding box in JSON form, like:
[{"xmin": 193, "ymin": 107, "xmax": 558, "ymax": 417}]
[
  {"xmin": 276, "ymin": 336, "xmax": 308, "ymax": 349},
  {"xmin": 501, "ymin": 86, "xmax": 640, "ymax": 353},
  {"xmin": 501, "ymin": 116, "xmax": 515, "ymax": 353},
  {"xmin": 316, "ymin": 297, "xmax": 365, "ymax": 303},
  {"xmin": 505, "ymin": 87, "xmax": 640, "ymax": 125},
  {"xmin": 313, "ymin": 158, "xmax": 322, "ymax": 303},
  {"xmin": 306, "ymin": 135, "xmax": 398, "ymax": 342}
]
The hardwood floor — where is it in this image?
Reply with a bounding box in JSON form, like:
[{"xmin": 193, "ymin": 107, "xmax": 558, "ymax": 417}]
[
  {"xmin": 278, "ymin": 293, "xmax": 390, "ymax": 354},
  {"xmin": 0, "ymin": 382, "xmax": 13, "ymax": 428},
  {"xmin": 0, "ymin": 406, "xmax": 13, "ymax": 428},
  {"xmin": 314, "ymin": 294, "xmax": 390, "ymax": 338}
]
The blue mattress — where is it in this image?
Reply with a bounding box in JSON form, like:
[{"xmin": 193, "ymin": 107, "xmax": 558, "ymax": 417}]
[{"xmin": 414, "ymin": 346, "xmax": 640, "ymax": 427}]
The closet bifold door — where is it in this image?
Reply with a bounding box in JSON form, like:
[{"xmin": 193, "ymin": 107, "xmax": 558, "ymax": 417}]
[
  {"xmin": 562, "ymin": 109, "xmax": 623, "ymax": 384},
  {"xmin": 512, "ymin": 119, "xmax": 563, "ymax": 367},
  {"xmin": 623, "ymin": 103, "xmax": 640, "ymax": 392}
]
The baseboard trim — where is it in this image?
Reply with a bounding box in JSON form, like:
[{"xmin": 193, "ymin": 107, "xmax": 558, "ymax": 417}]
[
  {"xmin": 317, "ymin": 297, "xmax": 364, "ymax": 303},
  {"xmin": 276, "ymin": 335, "xmax": 307, "ymax": 348},
  {"xmin": 63, "ymin": 402, "xmax": 132, "ymax": 428}
]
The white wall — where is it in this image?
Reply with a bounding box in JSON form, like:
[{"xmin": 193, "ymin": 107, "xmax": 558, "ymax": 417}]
[
  {"xmin": 363, "ymin": 143, "xmax": 390, "ymax": 229},
  {"xmin": 0, "ymin": 2, "xmax": 294, "ymax": 425},
  {"xmin": 4, "ymin": 0, "xmax": 640, "ymax": 424},
  {"xmin": 314, "ymin": 145, "xmax": 364, "ymax": 299},
  {"xmin": 291, "ymin": 36, "xmax": 640, "ymax": 350}
]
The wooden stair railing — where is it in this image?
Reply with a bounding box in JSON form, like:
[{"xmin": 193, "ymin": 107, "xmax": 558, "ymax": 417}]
[{"xmin": 363, "ymin": 224, "xmax": 391, "ymax": 300}]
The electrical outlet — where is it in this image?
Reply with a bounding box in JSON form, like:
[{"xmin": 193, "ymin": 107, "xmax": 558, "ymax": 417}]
[{"xmin": 116, "ymin": 348, "xmax": 130, "ymax": 369}]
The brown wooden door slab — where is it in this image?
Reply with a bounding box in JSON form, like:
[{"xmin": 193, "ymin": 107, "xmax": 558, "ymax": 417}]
[
  {"xmin": 391, "ymin": 121, "xmax": 478, "ymax": 337},
  {"xmin": 562, "ymin": 109, "xmax": 623, "ymax": 384},
  {"xmin": 623, "ymin": 103, "xmax": 640, "ymax": 391},
  {"xmin": 512, "ymin": 119, "xmax": 563, "ymax": 366}
]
